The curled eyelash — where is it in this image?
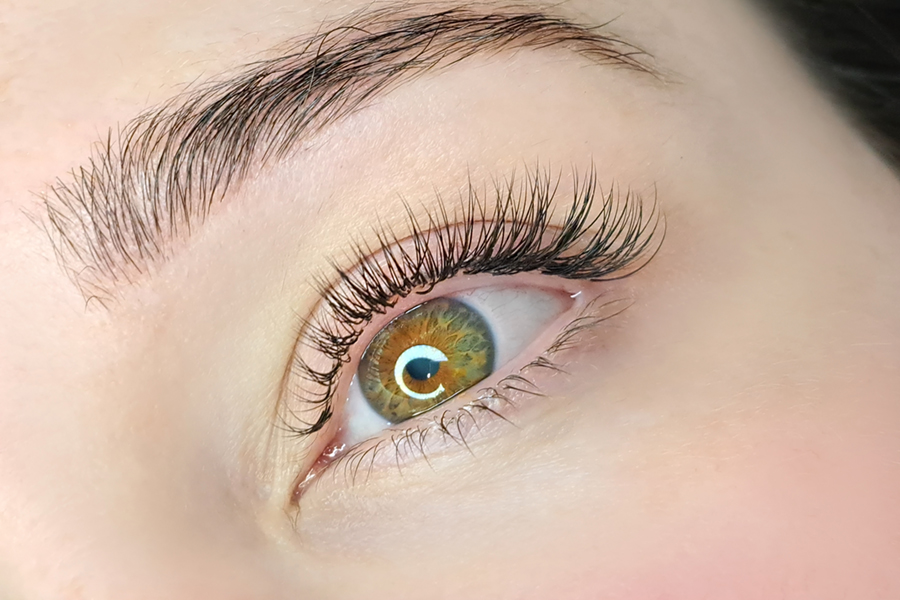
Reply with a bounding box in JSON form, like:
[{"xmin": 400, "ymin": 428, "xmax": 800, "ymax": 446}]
[{"xmin": 281, "ymin": 165, "xmax": 663, "ymax": 436}]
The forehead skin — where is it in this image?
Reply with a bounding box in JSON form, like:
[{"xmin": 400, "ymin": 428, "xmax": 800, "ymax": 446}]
[{"xmin": 1, "ymin": 0, "xmax": 900, "ymax": 599}]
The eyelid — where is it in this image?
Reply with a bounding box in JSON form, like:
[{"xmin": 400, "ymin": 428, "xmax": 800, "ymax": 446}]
[{"xmin": 338, "ymin": 272, "xmax": 579, "ymax": 364}]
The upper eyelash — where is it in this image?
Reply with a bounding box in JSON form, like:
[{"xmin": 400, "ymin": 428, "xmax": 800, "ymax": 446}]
[{"xmin": 281, "ymin": 165, "xmax": 663, "ymax": 436}]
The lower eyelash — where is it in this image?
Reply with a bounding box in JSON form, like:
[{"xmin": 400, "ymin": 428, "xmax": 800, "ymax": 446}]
[
  {"xmin": 281, "ymin": 165, "xmax": 662, "ymax": 439},
  {"xmin": 293, "ymin": 295, "xmax": 633, "ymax": 496}
]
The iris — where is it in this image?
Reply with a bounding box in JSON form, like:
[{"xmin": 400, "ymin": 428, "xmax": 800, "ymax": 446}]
[{"xmin": 358, "ymin": 298, "xmax": 496, "ymax": 422}]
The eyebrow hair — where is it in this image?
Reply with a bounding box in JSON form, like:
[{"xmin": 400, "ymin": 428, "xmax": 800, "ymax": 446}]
[{"xmin": 40, "ymin": 3, "xmax": 651, "ymax": 302}]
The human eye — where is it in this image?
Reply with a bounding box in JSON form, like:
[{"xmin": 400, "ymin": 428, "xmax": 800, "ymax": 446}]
[
  {"xmin": 280, "ymin": 167, "xmax": 662, "ymax": 500},
  {"xmin": 344, "ymin": 285, "xmax": 571, "ymax": 441}
]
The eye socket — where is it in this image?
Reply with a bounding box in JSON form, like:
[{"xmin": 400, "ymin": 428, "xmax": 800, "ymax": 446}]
[
  {"xmin": 337, "ymin": 283, "xmax": 572, "ymax": 447},
  {"xmin": 280, "ymin": 169, "xmax": 661, "ymax": 498}
]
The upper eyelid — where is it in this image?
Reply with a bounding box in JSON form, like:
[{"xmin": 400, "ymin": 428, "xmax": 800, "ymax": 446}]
[
  {"xmin": 279, "ymin": 167, "xmax": 661, "ymax": 437},
  {"xmin": 36, "ymin": 4, "xmax": 655, "ymax": 305}
]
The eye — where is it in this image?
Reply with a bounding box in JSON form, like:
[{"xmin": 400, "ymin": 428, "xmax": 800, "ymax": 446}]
[
  {"xmin": 339, "ymin": 283, "xmax": 572, "ymax": 446},
  {"xmin": 279, "ymin": 167, "xmax": 662, "ymax": 496}
]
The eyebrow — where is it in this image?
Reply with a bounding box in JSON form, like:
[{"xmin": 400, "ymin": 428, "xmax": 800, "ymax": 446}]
[{"xmin": 40, "ymin": 3, "xmax": 651, "ymax": 301}]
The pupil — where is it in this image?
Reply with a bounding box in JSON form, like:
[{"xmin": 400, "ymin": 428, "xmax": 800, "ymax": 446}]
[{"xmin": 405, "ymin": 357, "xmax": 441, "ymax": 381}]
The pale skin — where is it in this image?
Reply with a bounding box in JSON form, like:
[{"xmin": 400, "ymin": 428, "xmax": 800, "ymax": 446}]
[{"xmin": 1, "ymin": 0, "xmax": 900, "ymax": 598}]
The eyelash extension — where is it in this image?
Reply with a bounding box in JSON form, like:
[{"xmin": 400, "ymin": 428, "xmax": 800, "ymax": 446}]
[{"xmin": 282, "ymin": 166, "xmax": 662, "ymax": 436}]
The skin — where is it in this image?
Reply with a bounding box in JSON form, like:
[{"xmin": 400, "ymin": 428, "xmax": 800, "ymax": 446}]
[{"xmin": 1, "ymin": 0, "xmax": 899, "ymax": 598}]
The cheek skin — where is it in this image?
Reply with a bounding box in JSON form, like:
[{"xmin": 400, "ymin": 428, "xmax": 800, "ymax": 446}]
[
  {"xmin": 569, "ymin": 384, "xmax": 898, "ymax": 599},
  {"xmin": 287, "ymin": 158, "xmax": 900, "ymax": 600},
  {"xmin": 295, "ymin": 331, "xmax": 900, "ymax": 600}
]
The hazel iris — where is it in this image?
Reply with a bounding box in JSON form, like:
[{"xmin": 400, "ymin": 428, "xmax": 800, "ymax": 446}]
[{"xmin": 358, "ymin": 297, "xmax": 496, "ymax": 423}]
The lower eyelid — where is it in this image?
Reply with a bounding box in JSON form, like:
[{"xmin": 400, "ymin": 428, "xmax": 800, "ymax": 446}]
[{"xmin": 294, "ymin": 381, "xmax": 526, "ymax": 500}]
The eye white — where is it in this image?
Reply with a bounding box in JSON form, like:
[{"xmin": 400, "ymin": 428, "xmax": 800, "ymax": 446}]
[{"xmin": 342, "ymin": 285, "xmax": 569, "ymax": 444}]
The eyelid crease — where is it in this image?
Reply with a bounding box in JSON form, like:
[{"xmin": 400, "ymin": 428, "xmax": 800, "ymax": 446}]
[{"xmin": 279, "ymin": 164, "xmax": 663, "ymax": 438}]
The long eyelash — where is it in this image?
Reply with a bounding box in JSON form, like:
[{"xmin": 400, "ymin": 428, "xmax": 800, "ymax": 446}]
[{"xmin": 282, "ymin": 165, "xmax": 662, "ymax": 436}]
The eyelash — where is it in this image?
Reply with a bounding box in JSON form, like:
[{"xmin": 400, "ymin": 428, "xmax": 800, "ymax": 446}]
[{"xmin": 281, "ymin": 166, "xmax": 662, "ymax": 438}]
